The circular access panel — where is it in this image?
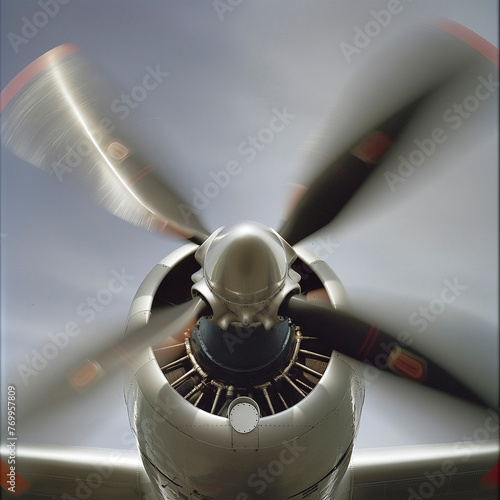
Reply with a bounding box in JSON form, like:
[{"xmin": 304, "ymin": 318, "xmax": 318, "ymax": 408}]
[{"xmin": 228, "ymin": 398, "xmax": 260, "ymax": 433}]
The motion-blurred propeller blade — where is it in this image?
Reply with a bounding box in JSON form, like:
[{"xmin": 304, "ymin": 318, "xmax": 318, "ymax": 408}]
[
  {"xmin": 279, "ymin": 22, "xmax": 495, "ymax": 246},
  {"xmin": 281, "ymin": 294, "xmax": 490, "ymax": 407},
  {"xmin": 19, "ymin": 296, "xmax": 207, "ymax": 421},
  {"xmin": 0, "ymin": 44, "xmax": 209, "ymax": 244}
]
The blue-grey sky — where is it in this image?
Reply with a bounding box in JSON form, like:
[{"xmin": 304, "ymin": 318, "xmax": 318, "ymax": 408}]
[{"xmin": 1, "ymin": 0, "xmax": 498, "ymax": 450}]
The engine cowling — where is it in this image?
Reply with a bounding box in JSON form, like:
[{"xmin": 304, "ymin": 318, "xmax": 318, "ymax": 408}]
[{"xmin": 124, "ymin": 242, "xmax": 364, "ymax": 500}]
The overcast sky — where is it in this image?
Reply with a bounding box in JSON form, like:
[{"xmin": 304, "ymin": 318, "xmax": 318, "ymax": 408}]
[{"xmin": 0, "ymin": 0, "xmax": 498, "ymax": 451}]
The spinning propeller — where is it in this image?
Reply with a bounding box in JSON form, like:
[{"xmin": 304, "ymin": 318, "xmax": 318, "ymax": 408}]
[{"xmin": 1, "ymin": 20, "xmax": 496, "ymax": 421}]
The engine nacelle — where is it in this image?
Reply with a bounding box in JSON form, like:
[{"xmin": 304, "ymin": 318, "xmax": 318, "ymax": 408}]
[{"xmin": 124, "ymin": 242, "xmax": 364, "ymax": 500}]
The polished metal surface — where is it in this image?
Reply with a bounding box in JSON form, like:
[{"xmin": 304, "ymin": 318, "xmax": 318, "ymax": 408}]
[
  {"xmin": 192, "ymin": 221, "xmax": 301, "ymax": 329},
  {"xmin": 343, "ymin": 440, "xmax": 500, "ymax": 500},
  {"xmin": 0, "ymin": 443, "xmax": 151, "ymax": 500},
  {"xmin": 2, "ymin": 439, "xmax": 497, "ymax": 499},
  {"xmin": 125, "ymin": 242, "xmax": 363, "ymax": 499}
]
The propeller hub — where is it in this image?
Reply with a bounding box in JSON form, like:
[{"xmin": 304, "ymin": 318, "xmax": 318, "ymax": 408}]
[{"xmin": 192, "ymin": 221, "xmax": 301, "ymax": 330}]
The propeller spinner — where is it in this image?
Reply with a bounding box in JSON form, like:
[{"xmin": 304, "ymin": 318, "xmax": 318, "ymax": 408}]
[{"xmin": 192, "ymin": 221, "xmax": 301, "ymax": 330}]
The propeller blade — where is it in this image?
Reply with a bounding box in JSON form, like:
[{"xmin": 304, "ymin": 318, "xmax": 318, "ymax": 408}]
[
  {"xmin": 0, "ymin": 44, "xmax": 209, "ymax": 244},
  {"xmin": 281, "ymin": 294, "xmax": 489, "ymax": 407},
  {"xmin": 279, "ymin": 22, "xmax": 494, "ymax": 246},
  {"xmin": 18, "ymin": 296, "xmax": 207, "ymax": 421}
]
